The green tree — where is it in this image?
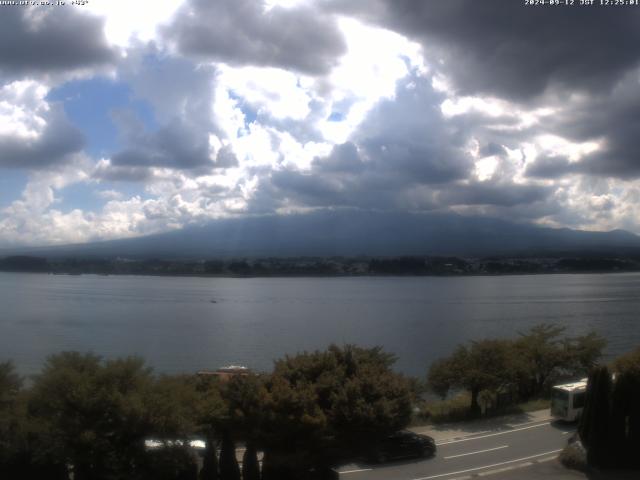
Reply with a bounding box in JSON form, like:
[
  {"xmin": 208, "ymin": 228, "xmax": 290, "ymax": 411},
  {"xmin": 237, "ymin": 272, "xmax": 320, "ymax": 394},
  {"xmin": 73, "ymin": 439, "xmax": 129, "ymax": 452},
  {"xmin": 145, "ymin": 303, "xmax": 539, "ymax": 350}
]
[
  {"xmin": 427, "ymin": 339, "xmax": 517, "ymax": 416},
  {"xmin": 218, "ymin": 431, "xmax": 240, "ymax": 480},
  {"xmin": 29, "ymin": 352, "xmax": 156, "ymax": 480},
  {"xmin": 193, "ymin": 376, "xmax": 227, "ymax": 480},
  {"xmin": 579, "ymin": 366, "xmax": 612, "ymax": 468},
  {"xmin": 220, "ymin": 375, "xmax": 268, "ymax": 480},
  {"xmin": 514, "ymin": 324, "xmax": 605, "ymax": 399},
  {"xmin": 199, "ymin": 436, "xmax": 219, "ymax": 480},
  {"xmin": 261, "ymin": 345, "xmax": 412, "ymax": 475},
  {"xmin": 611, "ymin": 346, "xmax": 640, "ymax": 467},
  {"xmin": 241, "ymin": 443, "xmax": 260, "ymax": 480}
]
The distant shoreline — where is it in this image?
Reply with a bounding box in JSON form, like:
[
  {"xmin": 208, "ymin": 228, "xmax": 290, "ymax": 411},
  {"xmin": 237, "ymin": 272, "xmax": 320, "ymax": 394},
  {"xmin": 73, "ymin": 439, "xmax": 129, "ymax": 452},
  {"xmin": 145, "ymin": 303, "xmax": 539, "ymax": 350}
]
[{"xmin": 1, "ymin": 253, "xmax": 640, "ymax": 278}]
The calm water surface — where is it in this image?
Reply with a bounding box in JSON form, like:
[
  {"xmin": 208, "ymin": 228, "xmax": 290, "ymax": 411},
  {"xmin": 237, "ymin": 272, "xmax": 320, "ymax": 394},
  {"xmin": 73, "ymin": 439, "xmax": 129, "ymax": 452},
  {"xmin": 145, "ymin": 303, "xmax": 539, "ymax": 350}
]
[{"xmin": 1, "ymin": 272, "xmax": 639, "ymax": 377}]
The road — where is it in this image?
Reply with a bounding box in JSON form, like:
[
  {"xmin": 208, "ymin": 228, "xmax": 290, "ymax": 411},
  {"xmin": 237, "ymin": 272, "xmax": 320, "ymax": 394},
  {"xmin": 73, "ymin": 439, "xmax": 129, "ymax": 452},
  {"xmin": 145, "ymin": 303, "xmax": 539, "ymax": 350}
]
[{"xmin": 335, "ymin": 419, "xmax": 575, "ymax": 480}]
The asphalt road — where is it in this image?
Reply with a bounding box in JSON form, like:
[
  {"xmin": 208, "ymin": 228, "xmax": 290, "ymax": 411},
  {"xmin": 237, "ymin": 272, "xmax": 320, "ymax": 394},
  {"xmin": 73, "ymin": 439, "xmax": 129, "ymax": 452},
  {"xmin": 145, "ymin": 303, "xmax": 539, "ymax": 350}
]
[{"xmin": 335, "ymin": 419, "xmax": 575, "ymax": 480}]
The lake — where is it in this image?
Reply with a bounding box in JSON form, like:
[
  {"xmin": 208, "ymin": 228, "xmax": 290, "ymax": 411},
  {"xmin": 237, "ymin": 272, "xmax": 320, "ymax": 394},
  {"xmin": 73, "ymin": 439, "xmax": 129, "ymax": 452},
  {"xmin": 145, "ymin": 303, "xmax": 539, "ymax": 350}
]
[{"xmin": 1, "ymin": 272, "xmax": 639, "ymax": 377}]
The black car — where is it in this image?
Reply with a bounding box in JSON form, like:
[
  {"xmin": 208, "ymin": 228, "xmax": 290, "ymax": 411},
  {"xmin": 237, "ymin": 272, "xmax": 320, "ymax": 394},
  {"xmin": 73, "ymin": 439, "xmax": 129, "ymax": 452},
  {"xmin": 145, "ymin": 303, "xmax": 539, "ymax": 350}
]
[{"xmin": 367, "ymin": 431, "xmax": 436, "ymax": 463}]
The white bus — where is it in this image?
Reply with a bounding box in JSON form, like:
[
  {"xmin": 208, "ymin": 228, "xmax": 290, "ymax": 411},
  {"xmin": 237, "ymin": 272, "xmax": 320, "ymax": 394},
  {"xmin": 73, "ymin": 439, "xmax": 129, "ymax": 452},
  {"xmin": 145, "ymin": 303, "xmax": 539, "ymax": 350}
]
[{"xmin": 550, "ymin": 378, "xmax": 587, "ymax": 422}]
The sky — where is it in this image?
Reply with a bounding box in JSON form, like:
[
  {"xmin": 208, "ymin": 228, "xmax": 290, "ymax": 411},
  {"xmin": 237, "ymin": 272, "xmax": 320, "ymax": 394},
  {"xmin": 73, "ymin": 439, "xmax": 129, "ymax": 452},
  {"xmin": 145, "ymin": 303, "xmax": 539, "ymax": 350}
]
[{"xmin": 1, "ymin": 0, "xmax": 640, "ymax": 247}]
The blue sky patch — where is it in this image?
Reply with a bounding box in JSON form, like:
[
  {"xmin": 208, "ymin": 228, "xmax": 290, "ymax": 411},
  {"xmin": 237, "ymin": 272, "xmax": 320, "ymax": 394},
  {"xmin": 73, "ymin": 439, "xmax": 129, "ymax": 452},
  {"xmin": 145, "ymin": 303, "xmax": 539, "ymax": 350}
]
[
  {"xmin": 0, "ymin": 170, "xmax": 28, "ymax": 208},
  {"xmin": 48, "ymin": 77, "xmax": 157, "ymax": 158}
]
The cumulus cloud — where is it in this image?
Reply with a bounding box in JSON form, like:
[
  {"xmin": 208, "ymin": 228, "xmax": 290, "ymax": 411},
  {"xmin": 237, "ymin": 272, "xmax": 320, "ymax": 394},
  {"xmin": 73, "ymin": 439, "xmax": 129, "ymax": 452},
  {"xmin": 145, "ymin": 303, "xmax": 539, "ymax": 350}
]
[
  {"xmin": 99, "ymin": 47, "xmax": 231, "ymax": 175},
  {"xmin": 4, "ymin": 0, "xmax": 640, "ymax": 246},
  {"xmin": 0, "ymin": 80, "xmax": 84, "ymax": 169},
  {"xmin": 0, "ymin": 7, "xmax": 116, "ymax": 78},
  {"xmin": 164, "ymin": 0, "xmax": 346, "ymax": 75},
  {"xmin": 325, "ymin": 0, "xmax": 640, "ymax": 100}
]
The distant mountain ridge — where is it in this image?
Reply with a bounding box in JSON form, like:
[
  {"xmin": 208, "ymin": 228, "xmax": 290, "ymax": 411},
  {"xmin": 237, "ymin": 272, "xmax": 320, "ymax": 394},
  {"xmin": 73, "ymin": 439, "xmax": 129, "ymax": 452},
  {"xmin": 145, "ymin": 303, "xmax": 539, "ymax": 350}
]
[{"xmin": 5, "ymin": 211, "xmax": 640, "ymax": 259}]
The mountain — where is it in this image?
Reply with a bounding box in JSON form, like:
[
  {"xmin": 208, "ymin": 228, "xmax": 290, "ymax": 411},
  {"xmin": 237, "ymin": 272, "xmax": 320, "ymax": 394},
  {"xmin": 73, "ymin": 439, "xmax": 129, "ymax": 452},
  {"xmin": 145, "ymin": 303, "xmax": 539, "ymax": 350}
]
[{"xmin": 5, "ymin": 210, "xmax": 640, "ymax": 259}]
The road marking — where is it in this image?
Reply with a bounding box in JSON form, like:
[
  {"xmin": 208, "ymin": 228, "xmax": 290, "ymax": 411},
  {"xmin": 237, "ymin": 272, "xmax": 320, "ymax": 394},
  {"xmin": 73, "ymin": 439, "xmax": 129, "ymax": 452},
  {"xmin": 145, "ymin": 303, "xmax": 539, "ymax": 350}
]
[
  {"xmin": 341, "ymin": 468, "xmax": 373, "ymax": 474},
  {"xmin": 436, "ymin": 422, "xmax": 550, "ymax": 446},
  {"xmin": 443, "ymin": 445, "xmax": 508, "ymax": 459},
  {"xmin": 509, "ymin": 419, "xmax": 550, "ymax": 428},
  {"xmin": 411, "ymin": 449, "xmax": 562, "ymax": 480}
]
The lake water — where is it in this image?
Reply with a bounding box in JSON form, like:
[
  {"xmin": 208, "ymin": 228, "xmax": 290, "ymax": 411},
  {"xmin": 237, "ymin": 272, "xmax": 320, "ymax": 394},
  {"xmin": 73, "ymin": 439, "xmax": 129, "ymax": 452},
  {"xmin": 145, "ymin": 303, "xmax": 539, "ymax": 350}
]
[{"xmin": 1, "ymin": 272, "xmax": 639, "ymax": 377}]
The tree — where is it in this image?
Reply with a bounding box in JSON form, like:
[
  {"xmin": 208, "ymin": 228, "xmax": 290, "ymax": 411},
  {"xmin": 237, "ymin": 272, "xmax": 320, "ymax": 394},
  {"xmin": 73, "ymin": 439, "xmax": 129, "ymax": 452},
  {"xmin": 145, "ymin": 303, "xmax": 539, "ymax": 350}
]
[
  {"xmin": 514, "ymin": 324, "xmax": 605, "ymax": 399},
  {"xmin": 563, "ymin": 332, "xmax": 607, "ymax": 377},
  {"xmin": 220, "ymin": 375, "xmax": 267, "ymax": 480},
  {"xmin": 28, "ymin": 352, "xmax": 156, "ymax": 480},
  {"xmin": 260, "ymin": 345, "xmax": 412, "ymax": 475},
  {"xmin": 241, "ymin": 443, "xmax": 260, "ymax": 480},
  {"xmin": 611, "ymin": 346, "xmax": 640, "ymax": 467},
  {"xmin": 579, "ymin": 366, "xmax": 612, "ymax": 468},
  {"xmin": 514, "ymin": 324, "xmax": 569, "ymax": 398},
  {"xmin": 427, "ymin": 339, "xmax": 517, "ymax": 416},
  {"xmin": 218, "ymin": 430, "xmax": 241, "ymax": 480},
  {"xmin": 199, "ymin": 436, "xmax": 219, "ymax": 480},
  {"xmin": 0, "ymin": 361, "xmax": 28, "ymax": 477}
]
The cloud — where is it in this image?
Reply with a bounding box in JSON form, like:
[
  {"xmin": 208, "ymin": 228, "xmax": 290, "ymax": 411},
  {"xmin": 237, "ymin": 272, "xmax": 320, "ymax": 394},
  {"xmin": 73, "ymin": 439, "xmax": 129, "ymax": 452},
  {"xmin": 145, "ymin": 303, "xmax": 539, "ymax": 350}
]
[
  {"xmin": 350, "ymin": 72, "xmax": 473, "ymax": 185},
  {"xmin": 438, "ymin": 181, "xmax": 552, "ymax": 208},
  {"xmin": 312, "ymin": 142, "xmax": 364, "ymax": 173},
  {"xmin": 541, "ymin": 74, "xmax": 640, "ymax": 179},
  {"xmin": 164, "ymin": 0, "xmax": 346, "ymax": 75},
  {"xmin": 0, "ymin": 81, "xmax": 84, "ymax": 169},
  {"xmin": 214, "ymin": 145, "xmax": 239, "ymax": 169},
  {"xmin": 250, "ymin": 72, "xmax": 476, "ymax": 212},
  {"xmin": 525, "ymin": 155, "xmax": 573, "ymax": 179},
  {"xmin": 98, "ymin": 47, "xmax": 234, "ymax": 175},
  {"xmin": 92, "ymin": 159, "xmax": 154, "ymax": 183},
  {"xmin": 325, "ymin": 0, "xmax": 640, "ymax": 100},
  {"xmin": 0, "ymin": 7, "xmax": 116, "ymax": 77},
  {"xmin": 110, "ymin": 117, "xmax": 212, "ymax": 169}
]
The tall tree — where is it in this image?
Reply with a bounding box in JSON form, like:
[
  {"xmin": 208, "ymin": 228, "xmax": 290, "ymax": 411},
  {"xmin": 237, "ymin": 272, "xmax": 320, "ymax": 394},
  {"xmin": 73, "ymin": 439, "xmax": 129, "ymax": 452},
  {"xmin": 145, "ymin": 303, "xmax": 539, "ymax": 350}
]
[
  {"xmin": 218, "ymin": 431, "xmax": 240, "ymax": 480},
  {"xmin": 28, "ymin": 352, "xmax": 156, "ymax": 480},
  {"xmin": 427, "ymin": 339, "xmax": 517, "ymax": 416},
  {"xmin": 241, "ymin": 443, "xmax": 260, "ymax": 480},
  {"xmin": 252, "ymin": 345, "xmax": 412, "ymax": 476},
  {"xmin": 580, "ymin": 366, "xmax": 612, "ymax": 467}
]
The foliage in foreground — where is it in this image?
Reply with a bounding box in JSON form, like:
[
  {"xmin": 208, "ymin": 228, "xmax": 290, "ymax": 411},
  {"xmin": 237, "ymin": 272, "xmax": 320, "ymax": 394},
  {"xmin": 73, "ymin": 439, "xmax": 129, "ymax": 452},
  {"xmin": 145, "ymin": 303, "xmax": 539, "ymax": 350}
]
[
  {"xmin": 427, "ymin": 324, "xmax": 606, "ymax": 416},
  {"xmin": 0, "ymin": 345, "xmax": 412, "ymax": 479},
  {"xmin": 578, "ymin": 347, "xmax": 640, "ymax": 469}
]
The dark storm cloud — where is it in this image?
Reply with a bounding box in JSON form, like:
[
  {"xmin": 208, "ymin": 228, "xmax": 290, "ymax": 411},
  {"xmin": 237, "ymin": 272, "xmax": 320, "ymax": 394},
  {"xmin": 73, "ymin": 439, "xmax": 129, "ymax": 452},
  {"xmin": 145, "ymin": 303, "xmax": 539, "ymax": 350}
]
[
  {"xmin": 525, "ymin": 155, "xmax": 574, "ymax": 179},
  {"xmin": 350, "ymin": 73, "xmax": 473, "ymax": 185},
  {"xmin": 164, "ymin": 0, "xmax": 346, "ymax": 75},
  {"xmin": 110, "ymin": 119, "xmax": 211, "ymax": 169},
  {"xmin": 257, "ymin": 73, "xmax": 478, "ymax": 212},
  {"xmin": 312, "ymin": 142, "xmax": 364, "ymax": 173},
  {"xmin": 0, "ymin": 8, "xmax": 115, "ymax": 76},
  {"xmin": 268, "ymin": 168, "xmax": 405, "ymax": 210},
  {"xmin": 438, "ymin": 181, "xmax": 552, "ymax": 208},
  {"xmin": 0, "ymin": 105, "xmax": 84, "ymax": 168},
  {"xmin": 506, "ymin": 72, "xmax": 640, "ymax": 180},
  {"xmin": 325, "ymin": 0, "xmax": 640, "ymax": 99}
]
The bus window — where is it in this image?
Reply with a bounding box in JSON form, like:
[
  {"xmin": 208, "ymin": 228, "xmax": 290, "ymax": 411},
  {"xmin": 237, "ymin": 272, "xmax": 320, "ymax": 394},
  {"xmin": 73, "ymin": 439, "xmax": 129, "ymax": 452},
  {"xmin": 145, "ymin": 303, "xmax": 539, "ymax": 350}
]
[
  {"xmin": 572, "ymin": 392, "xmax": 586, "ymax": 409},
  {"xmin": 551, "ymin": 389, "xmax": 569, "ymax": 417}
]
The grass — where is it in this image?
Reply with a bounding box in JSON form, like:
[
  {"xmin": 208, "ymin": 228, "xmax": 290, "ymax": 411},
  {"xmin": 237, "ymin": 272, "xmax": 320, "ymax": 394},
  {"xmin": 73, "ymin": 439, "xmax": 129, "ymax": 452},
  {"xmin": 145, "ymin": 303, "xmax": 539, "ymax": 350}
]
[{"xmin": 411, "ymin": 393, "xmax": 551, "ymax": 426}]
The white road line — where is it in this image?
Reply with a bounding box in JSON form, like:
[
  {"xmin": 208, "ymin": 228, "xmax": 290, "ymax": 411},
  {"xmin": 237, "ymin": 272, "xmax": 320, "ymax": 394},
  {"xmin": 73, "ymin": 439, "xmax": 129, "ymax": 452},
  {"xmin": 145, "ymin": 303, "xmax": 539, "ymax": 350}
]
[
  {"xmin": 443, "ymin": 445, "xmax": 508, "ymax": 459},
  {"xmin": 436, "ymin": 422, "xmax": 550, "ymax": 446},
  {"xmin": 509, "ymin": 420, "xmax": 550, "ymax": 428},
  {"xmin": 341, "ymin": 468, "xmax": 373, "ymax": 474},
  {"xmin": 411, "ymin": 449, "xmax": 562, "ymax": 480}
]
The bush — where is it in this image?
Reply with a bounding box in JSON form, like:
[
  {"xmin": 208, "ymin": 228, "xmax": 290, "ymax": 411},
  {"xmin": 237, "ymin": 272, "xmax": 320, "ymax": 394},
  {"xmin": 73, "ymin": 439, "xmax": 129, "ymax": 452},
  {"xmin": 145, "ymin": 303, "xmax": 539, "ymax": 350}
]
[{"xmin": 559, "ymin": 442, "xmax": 588, "ymax": 472}]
